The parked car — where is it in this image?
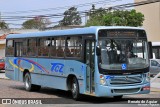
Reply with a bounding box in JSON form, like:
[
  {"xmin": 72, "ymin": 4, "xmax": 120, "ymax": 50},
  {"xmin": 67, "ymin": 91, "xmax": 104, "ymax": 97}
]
[
  {"xmin": 0, "ymin": 58, "xmax": 5, "ymax": 70},
  {"xmin": 150, "ymin": 59, "xmax": 160, "ymax": 77}
]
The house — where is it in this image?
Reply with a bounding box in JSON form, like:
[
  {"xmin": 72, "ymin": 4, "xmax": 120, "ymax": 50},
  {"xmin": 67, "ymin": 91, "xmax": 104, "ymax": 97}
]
[{"xmin": 135, "ymin": 0, "xmax": 160, "ymax": 59}]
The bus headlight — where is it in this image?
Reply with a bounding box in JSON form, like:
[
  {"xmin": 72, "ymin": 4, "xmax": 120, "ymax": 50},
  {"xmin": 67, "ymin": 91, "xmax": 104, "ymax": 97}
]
[{"xmin": 100, "ymin": 75, "xmax": 106, "ymax": 85}]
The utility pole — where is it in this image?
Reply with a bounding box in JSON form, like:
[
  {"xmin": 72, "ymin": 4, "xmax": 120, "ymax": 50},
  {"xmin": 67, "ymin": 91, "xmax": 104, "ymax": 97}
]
[
  {"xmin": 0, "ymin": 12, "xmax": 1, "ymax": 22},
  {"xmin": 84, "ymin": 11, "xmax": 88, "ymax": 25}
]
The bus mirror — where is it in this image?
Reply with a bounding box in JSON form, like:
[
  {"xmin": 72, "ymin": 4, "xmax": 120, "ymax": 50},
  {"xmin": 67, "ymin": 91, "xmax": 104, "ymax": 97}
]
[
  {"xmin": 148, "ymin": 42, "xmax": 153, "ymax": 59},
  {"xmin": 96, "ymin": 46, "xmax": 101, "ymax": 56}
]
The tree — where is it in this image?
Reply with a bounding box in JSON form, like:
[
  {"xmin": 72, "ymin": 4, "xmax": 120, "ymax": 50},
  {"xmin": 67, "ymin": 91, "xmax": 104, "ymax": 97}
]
[
  {"xmin": 86, "ymin": 7, "xmax": 106, "ymax": 26},
  {"xmin": 59, "ymin": 7, "xmax": 82, "ymax": 26},
  {"xmin": 86, "ymin": 9, "xmax": 144, "ymax": 27},
  {"xmin": 0, "ymin": 21, "xmax": 9, "ymax": 29},
  {"xmin": 22, "ymin": 16, "xmax": 51, "ymax": 29}
]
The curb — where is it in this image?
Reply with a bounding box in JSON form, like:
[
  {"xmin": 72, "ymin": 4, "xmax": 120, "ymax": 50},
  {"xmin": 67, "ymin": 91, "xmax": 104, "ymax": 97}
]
[
  {"xmin": 0, "ymin": 77, "xmax": 9, "ymax": 80},
  {"xmin": 151, "ymin": 90, "xmax": 160, "ymax": 92},
  {"xmin": 151, "ymin": 87, "xmax": 160, "ymax": 92}
]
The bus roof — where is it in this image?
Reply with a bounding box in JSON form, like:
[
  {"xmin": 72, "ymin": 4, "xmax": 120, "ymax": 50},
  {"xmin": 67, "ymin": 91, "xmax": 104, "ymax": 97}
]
[{"xmin": 6, "ymin": 26, "xmax": 145, "ymax": 39}]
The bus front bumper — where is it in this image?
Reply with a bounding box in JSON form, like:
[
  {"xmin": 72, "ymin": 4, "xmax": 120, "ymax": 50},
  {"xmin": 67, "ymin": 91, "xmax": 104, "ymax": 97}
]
[{"xmin": 96, "ymin": 83, "xmax": 150, "ymax": 97}]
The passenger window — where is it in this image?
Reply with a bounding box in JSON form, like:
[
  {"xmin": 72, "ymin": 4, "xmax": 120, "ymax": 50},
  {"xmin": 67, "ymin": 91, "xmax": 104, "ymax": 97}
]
[
  {"xmin": 28, "ymin": 39, "xmax": 37, "ymax": 56},
  {"xmin": 56, "ymin": 37, "xmax": 65, "ymax": 57},
  {"xmin": 50, "ymin": 38, "xmax": 56, "ymax": 57},
  {"xmin": 6, "ymin": 40, "xmax": 14, "ymax": 56},
  {"xmin": 66, "ymin": 36, "xmax": 82, "ymax": 58},
  {"xmin": 22, "ymin": 40, "xmax": 28, "ymax": 56},
  {"xmin": 15, "ymin": 42, "xmax": 23, "ymax": 57},
  {"xmin": 38, "ymin": 38, "xmax": 50, "ymax": 57}
]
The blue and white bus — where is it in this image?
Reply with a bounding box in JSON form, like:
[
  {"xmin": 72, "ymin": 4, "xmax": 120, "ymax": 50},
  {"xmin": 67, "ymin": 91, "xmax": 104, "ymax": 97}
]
[{"xmin": 5, "ymin": 26, "xmax": 152, "ymax": 100}]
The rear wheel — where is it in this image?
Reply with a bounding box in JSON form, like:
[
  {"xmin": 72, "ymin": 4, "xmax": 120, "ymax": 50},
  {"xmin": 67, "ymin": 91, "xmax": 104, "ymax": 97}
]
[
  {"xmin": 24, "ymin": 73, "xmax": 41, "ymax": 91},
  {"xmin": 71, "ymin": 77, "xmax": 80, "ymax": 100}
]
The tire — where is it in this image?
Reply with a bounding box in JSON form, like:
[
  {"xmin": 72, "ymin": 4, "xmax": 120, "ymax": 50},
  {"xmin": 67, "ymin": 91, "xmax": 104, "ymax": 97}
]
[
  {"xmin": 24, "ymin": 73, "xmax": 41, "ymax": 91},
  {"xmin": 71, "ymin": 77, "xmax": 80, "ymax": 100},
  {"xmin": 113, "ymin": 95, "xmax": 123, "ymax": 99}
]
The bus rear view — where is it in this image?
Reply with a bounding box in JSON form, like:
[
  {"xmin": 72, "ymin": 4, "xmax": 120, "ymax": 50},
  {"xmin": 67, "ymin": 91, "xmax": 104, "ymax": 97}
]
[{"xmin": 96, "ymin": 28, "xmax": 150, "ymax": 98}]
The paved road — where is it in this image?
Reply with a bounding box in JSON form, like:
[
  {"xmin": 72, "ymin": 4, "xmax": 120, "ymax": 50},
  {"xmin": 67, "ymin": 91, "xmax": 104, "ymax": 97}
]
[{"xmin": 0, "ymin": 72, "xmax": 159, "ymax": 105}]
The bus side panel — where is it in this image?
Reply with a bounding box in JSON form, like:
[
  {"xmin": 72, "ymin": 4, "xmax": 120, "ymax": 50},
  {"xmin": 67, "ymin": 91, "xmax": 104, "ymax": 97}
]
[
  {"xmin": 5, "ymin": 70, "xmax": 14, "ymax": 80},
  {"xmin": 21, "ymin": 58, "xmax": 42, "ymax": 85},
  {"xmin": 65, "ymin": 60, "xmax": 85, "ymax": 94},
  {"xmin": 39, "ymin": 74, "xmax": 67, "ymax": 90},
  {"xmin": 30, "ymin": 73, "xmax": 43, "ymax": 86},
  {"xmin": 18, "ymin": 57, "xmax": 41, "ymax": 82},
  {"xmin": 5, "ymin": 57, "xmax": 18, "ymax": 81},
  {"xmin": 18, "ymin": 70, "xmax": 23, "ymax": 82},
  {"xmin": 35, "ymin": 58, "xmax": 67, "ymax": 90}
]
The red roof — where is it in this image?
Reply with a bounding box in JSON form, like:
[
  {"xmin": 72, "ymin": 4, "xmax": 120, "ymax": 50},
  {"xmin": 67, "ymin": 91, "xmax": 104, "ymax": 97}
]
[{"xmin": 0, "ymin": 34, "xmax": 7, "ymax": 39}]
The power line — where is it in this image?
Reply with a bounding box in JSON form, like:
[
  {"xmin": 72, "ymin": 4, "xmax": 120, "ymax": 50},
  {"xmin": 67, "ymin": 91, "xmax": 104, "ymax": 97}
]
[
  {"xmin": 2, "ymin": 0, "xmax": 121, "ymax": 14},
  {"xmin": 2, "ymin": 0, "xmax": 160, "ymax": 27},
  {"xmin": 0, "ymin": 9, "xmax": 90, "ymax": 22},
  {"xmin": 0, "ymin": 0, "xmax": 122, "ymax": 21},
  {"xmin": 2, "ymin": 0, "xmax": 158, "ymax": 20},
  {"xmin": 7, "ymin": 21, "xmax": 60, "ymax": 26},
  {"xmin": 114, "ymin": 0, "xmax": 160, "ymax": 9}
]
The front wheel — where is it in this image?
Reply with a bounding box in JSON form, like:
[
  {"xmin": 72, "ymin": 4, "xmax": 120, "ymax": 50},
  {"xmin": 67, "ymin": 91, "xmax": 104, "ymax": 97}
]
[
  {"xmin": 24, "ymin": 73, "xmax": 41, "ymax": 91},
  {"xmin": 71, "ymin": 77, "xmax": 81, "ymax": 100}
]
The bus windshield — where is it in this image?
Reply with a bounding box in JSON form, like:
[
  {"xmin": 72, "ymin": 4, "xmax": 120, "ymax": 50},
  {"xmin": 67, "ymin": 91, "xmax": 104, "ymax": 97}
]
[{"xmin": 98, "ymin": 30, "xmax": 149, "ymax": 70}]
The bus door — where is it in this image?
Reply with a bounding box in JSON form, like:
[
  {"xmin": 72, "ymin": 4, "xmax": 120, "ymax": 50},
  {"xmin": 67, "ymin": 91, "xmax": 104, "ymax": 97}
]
[
  {"xmin": 85, "ymin": 39, "xmax": 95, "ymax": 94},
  {"xmin": 15, "ymin": 42, "xmax": 23, "ymax": 80}
]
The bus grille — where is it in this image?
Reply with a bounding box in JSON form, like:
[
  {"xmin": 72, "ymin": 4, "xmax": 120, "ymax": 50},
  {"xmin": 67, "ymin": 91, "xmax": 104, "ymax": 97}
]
[
  {"xmin": 110, "ymin": 75, "xmax": 143, "ymax": 85},
  {"xmin": 113, "ymin": 88, "xmax": 140, "ymax": 94}
]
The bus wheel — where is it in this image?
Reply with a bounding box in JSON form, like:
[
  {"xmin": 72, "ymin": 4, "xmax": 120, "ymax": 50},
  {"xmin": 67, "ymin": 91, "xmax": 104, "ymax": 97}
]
[
  {"xmin": 24, "ymin": 73, "xmax": 41, "ymax": 91},
  {"xmin": 113, "ymin": 95, "xmax": 123, "ymax": 99},
  {"xmin": 71, "ymin": 77, "xmax": 80, "ymax": 100}
]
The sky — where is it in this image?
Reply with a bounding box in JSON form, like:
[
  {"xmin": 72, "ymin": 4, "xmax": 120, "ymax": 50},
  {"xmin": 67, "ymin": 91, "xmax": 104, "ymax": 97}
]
[{"xmin": 0, "ymin": 0, "xmax": 134, "ymax": 28}]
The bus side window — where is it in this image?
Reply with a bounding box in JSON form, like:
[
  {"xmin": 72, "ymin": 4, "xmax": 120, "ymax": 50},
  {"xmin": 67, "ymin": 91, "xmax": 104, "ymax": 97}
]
[
  {"xmin": 28, "ymin": 39, "xmax": 37, "ymax": 56},
  {"xmin": 66, "ymin": 36, "xmax": 82, "ymax": 58},
  {"xmin": 66, "ymin": 37, "xmax": 72, "ymax": 57},
  {"xmin": 65, "ymin": 47, "xmax": 72, "ymax": 57},
  {"xmin": 38, "ymin": 38, "xmax": 50, "ymax": 57},
  {"xmin": 57, "ymin": 46, "xmax": 64, "ymax": 57},
  {"xmin": 6, "ymin": 39, "xmax": 14, "ymax": 56},
  {"xmin": 56, "ymin": 37, "xmax": 65, "ymax": 57},
  {"xmin": 22, "ymin": 39, "xmax": 28, "ymax": 56},
  {"xmin": 50, "ymin": 38, "xmax": 56, "ymax": 57}
]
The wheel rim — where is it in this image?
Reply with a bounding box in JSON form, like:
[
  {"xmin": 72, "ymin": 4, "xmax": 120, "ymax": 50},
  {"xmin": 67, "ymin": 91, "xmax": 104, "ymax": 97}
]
[
  {"xmin": 25, "ymin": 75, "xmax": 30, "ymax": 89},
  {"xmin": 72, "ymin": 80, "xmax": 77, "ymax": 96}
]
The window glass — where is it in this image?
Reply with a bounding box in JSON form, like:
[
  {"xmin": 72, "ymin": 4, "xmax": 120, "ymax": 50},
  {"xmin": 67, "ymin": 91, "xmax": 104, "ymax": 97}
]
[
  {"xmin": 66, "ymin": 36, "xmax": 82, "ymax": 57},
  {"xmin": 98, "ymin": 39, "xmax": 149, "ymax": 70},
  {"xmin": 7, "ymin": 40, "xmax": 13, "ymax": 47},
  {"xmin": 6, "ymin": 40, "xmax": 14, "ymax": 56},
  {"xmin": 38, "ymin": 38, "xmax": 50, "ymax": 57},
  {"xmin": 0, "ymin": 59, "xmax": 4, "ymax": 62},
  {"xmin": 28, "ymin": 39, "xmax": 37, "ymax": 56},
  {"xmin": 151, "ymin": 60, "xmax": 158, "ymax": 66},
  {"xmin": 15, "ymin": 42, "xmax": 23, "ymax": 57},
  {"xmin": 50, "ymin": 38, "xmax": 56, "ymax": 57},
  {"xmin": 56, "ymin": 37, "xmax": 65, "ymax": 57},
  {"xmin": 153, "ymin": 48, "xmax": 158, "ymax": 59},
  {"xmin": 22, "ymin": 40, "xmax": 28, "ymax": 56}
]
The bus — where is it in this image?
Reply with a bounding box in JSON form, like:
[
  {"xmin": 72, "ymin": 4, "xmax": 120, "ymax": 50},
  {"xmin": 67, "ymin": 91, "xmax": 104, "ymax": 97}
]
[
  {"xmin": 152, "ymin": 42, "xmax": 160, "ymax": 59},
  {"xmin": 5, "ymin": 26, "xmax": 152, "ymax": 100}
]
